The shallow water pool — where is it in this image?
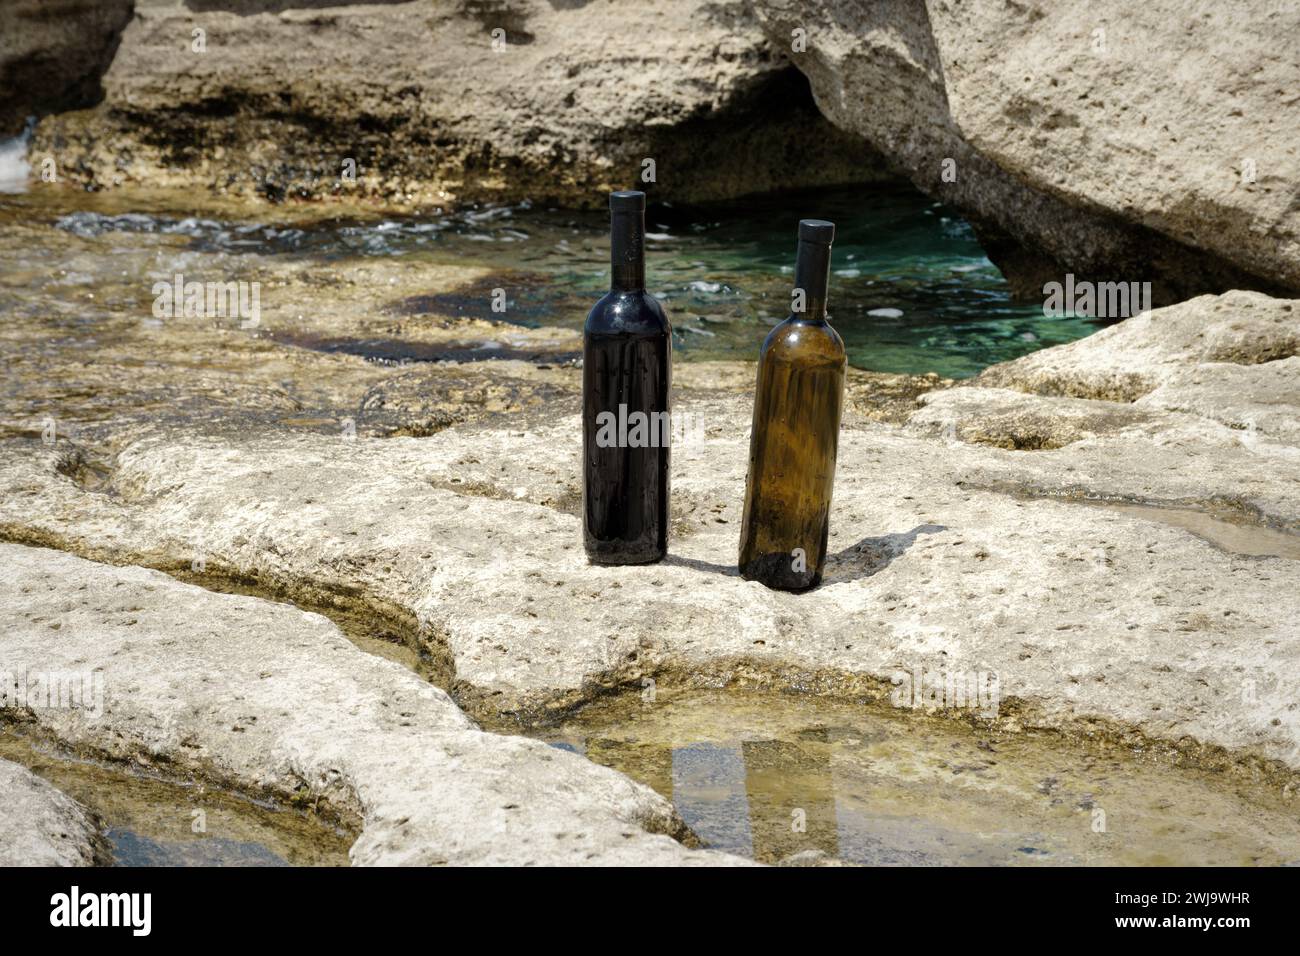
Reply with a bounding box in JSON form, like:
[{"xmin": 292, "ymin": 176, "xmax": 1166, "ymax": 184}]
[
  {"xmin": 540, "ymin": 688, "xmax": 1300, "ymax": 866},
  {"xmin": 0, "ymin": 184, "xmax": 1108, "ymax": 378}
]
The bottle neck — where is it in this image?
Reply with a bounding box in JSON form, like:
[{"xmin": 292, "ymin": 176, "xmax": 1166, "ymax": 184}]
[
  {"xmin": 793, "ymin": 239, "xmax": 831, "ymax": 320},
  {"xmin": 610, "ymin": 207, "xmax": 646, "ymax": 292}
]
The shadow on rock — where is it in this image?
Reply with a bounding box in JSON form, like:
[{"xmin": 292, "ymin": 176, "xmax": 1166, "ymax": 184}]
[
  {"xmin": 662, "ymin": 553, "xmax": 743, "ymax": 577},
  {"xmin": 822, "ymin": 524, "xmax": 948, "ymax": 583},
  {"xmin": 663, "ymin": 523, "xmax": 947, "ymax": 584}
]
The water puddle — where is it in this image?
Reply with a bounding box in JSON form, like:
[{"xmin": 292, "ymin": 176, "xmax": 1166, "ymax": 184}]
[
  {"xmin": 537, "ymin": 688, "xmax": 1300, "ymax": 866},
  {"xmin": 0, "ymin": 730, "xmax": 354, "ymax": 867},
  {"xmin": 1085, "ymin": 500, "xmax": 1300, "ymax": 560},
  {"xmin": 264, "ymin": 329, "xmax": 580, "ymax": 366},
  {"xmin": 966, "ymin": 482, "xmax": 1300, "ymax": 560}
]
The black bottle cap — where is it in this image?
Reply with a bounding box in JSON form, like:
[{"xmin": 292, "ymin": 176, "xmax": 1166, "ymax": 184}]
[
  {"xmin": 611, "ymin": 190, "xmax": 646, "ymax": 212},
  {"xmin": 798, "ymin": 219, "xmax": 835, "ymax": 244}
]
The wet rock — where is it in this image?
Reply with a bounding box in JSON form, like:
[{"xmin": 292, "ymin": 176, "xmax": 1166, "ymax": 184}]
[
  {"xmin": 30, "ymin": 0, "xmax": 888, "ymax": 205},
  {"xmin": 0, "ymin": 201, "xmax": 939, "ymax": 451},
  {"xmin": 0, "ymin": 544, "xmax": 742, "ymax": 865},
  {"xmin": 0, "ymin": 759, "xmax": 105, "ymax": 866},
  {"xmin": 751, "ymin": 0, "xmax": 1299, "ymax": 296},
  {"xmin": 0, "ymin": 222, "xmax": 583, "ymax": 442}
]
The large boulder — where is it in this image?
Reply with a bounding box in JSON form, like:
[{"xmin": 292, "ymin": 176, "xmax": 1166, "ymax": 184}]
[
  {"xmin": 750, "ymin": 0, "xmax": 1300, "ymax": 299},
  {"xmin": 29, "ymin": 0, "xmax": 887, "ymax": 204}
]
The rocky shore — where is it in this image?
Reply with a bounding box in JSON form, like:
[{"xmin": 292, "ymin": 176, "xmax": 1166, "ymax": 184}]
[
  {"xmin": 22, "ymin": 0, "xmax": 888, "ymax": 206},
  {"xmin": 2, "ymin": 282, "xmax": 1298, "ymax": 863},
  {"xmin": 1, "ymin": 0, "xmax": 1298, "ymax": 867},
  {"xmin": 751, "ymin": 0, "xmax": 1300, "ymax": 300},
  {"xmin": 8, "ymin": 0, "xmax": 1298, "ymax": 298},
  {"xmin": 0, "ymin": 759, "xmax": 107, "ymax": 866}
]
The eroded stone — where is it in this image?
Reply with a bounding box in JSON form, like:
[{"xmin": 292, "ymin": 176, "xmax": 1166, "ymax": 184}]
[
  {"xmin": 0, "ymin": 545, "xmax": 742, "ymax": 865},
  {"xmin": 2, "ymin": 293, "xmax": 1298, "ymax": 853},
  {"xmin": 0, "ymin": 758, "xmax": 105, "ymax": 866},
  {"xmin": 29, "ymin": 0, "xmax": 886, "ymax": 206}
]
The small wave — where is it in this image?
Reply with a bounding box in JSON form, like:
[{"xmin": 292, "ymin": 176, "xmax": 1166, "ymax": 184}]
[
  {"xmin": 56, "ymin": 211, "xmax": 225, "ymax": 238},
  {"xmin": 0, "ymin": 119, "xmax": 34, "ymax": 194}
]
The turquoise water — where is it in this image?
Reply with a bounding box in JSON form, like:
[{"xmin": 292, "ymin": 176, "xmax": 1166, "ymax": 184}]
[
  {"xmin": 606, "ymin": 187, "xmax": 1104, "ymax": 378},
  {"xmin": 283, "ymin": 184, "xmax": 1105, "ymax": 377},
  {"xmin": 16, "ymin": 183, "xmax": 1109, "ymax": 378}
]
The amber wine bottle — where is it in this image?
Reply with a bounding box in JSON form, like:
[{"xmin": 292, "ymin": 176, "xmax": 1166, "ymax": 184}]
[
  {"xmin": 738, "ymin": 219, "xmax": 846, "ymax": 590},
  {"xmin": 582, "ymin": 190, "xmax": 672, "ymax": 564}
]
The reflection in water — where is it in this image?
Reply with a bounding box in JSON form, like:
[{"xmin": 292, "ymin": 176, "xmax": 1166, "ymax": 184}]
[
  {"xmin": 540, "ymin": 689, "xmax": 1300, "ymax": 866},
  {"xmin": 108, "ymin": 829, "xmax": 289, "ymax": 867},
  {"xmin": 0, "ymin": 732, "xmax": 353, "ymax": 867},
  {"xmin": 579, "ymin": 734, "xmax": 839, "ymax": 861},
  {"xmin": 742, "ymin": 733, "xmax": 839, "ymax": 861},
  {"xmin": 674, "ymin": 744, "xmax": 755, "ymax": 857}
]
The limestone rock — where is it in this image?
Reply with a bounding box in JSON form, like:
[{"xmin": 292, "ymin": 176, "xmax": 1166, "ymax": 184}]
[
  {"xmin": 0, "ymin": 759, "xmax": 105, "ymax": 866},
  {"xmin": 30, "ymin": 0, "xmax": 886, "ymax": 205},
  {"xmin": 973, "ymin": 291, "xmax": 1299, "ymax": 407},
  {"xmin": 0, "ymin": 0, "xmax": 133, "ymax": 136},
  {"xmin": 751, "ymin": 0, "xmax": 1300, "ymax": 297},
  {"xmin": 1, "ymin": 294, "xmax": 1298, "ymax": 778},
  {"xmin": 907, "ymin": 386, "xmax": 1159, "ymax": 450},
  {"xmin": 928, "ymin": 0, "xmax": 1300, "ymax": 291},
  {"xmin": 0, "ymin": 544, "xmax": 743, "ymax": 865}
]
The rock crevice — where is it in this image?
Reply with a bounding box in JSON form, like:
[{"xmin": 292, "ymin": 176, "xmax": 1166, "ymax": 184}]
[{"xmin": 751, "ymin": 0, "xmax": 1300, "ymax": 298}]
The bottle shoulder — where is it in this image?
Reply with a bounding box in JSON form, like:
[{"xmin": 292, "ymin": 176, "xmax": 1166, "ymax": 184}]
[
  {"xmin": 760, "ymin": 315, "xmax": 846, "ymax": 365},
  {"xmin": 585, "ymin": 290, "xmax": 671, "ymax": 336}
]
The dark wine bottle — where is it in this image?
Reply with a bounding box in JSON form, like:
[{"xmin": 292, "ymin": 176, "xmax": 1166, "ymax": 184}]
[
  {"xmin": 738, "ymin": 219, "xmax": 846, "ymax": 590},
  {"xmin": 582, "ymin": 190, "xmax": 672, "ymax": 564}
]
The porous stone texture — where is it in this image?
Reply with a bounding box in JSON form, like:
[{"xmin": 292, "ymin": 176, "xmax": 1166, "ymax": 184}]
[
  {"xmin": 919, "ymin": 291, "xmax": 1300, "ymax": 454},
  {"xmin": 2, "ymin": 293, "xmax": 1298, "ymax": 786},
  {"xmin": 906, "ymin": 387, "xmax": 1159, "ymax": 451},
  {"xmin": 750, "ymin": 0, "xmax": 1300, "ymax": 297},
  {"xmin": 0, "ymin": 759, "xmax": 105, "ymax": 866},
  {"xmin": 28, "ymin": 0, "xmax": 887, "ymax": 205},
  {"xmin": 0, "ymin": 544, "xmax": 743, "ymax": 865},
  {"xmin": 927, "ymin": 0, "xmax": 1300, "ymax": 291},
  {"xmin": 973, "ymin": 291, "xmax": 1299, "ymax": 402}
]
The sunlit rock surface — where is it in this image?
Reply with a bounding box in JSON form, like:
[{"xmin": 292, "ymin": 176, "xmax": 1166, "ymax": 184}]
[
  {"xmin": 752, "ymin": 0, "xmax": 1300, "ymax": 297},
  {"xmin": 0, "ymin": 759, "xmax": 105, "ymax": 866},
  {"xmin": 27, "ymin": 0, "xmax": 887, "ymax": 205},
  {"xmin": 1, "ymin": 545, "xmax": 741, "ymax": 865},
  {"xmin": 2, "ymin": 295, "xmax": 1298, "ymax": 788}
]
